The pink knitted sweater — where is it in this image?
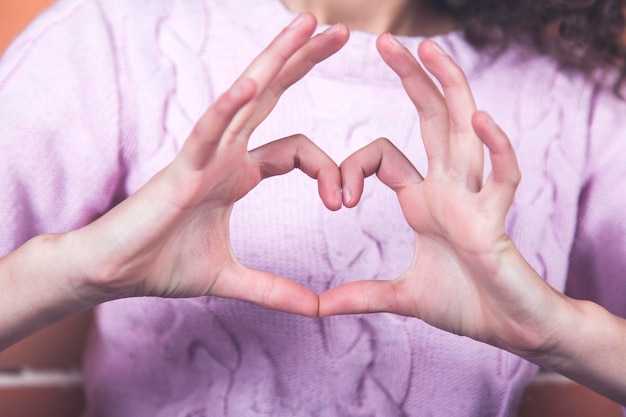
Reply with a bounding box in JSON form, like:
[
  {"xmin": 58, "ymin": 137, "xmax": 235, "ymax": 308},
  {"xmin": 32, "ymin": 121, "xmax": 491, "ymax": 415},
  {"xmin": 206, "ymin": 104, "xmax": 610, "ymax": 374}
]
[{"xmin": 1, "ymin": 0, "xmax": 626, "ymax": 415}]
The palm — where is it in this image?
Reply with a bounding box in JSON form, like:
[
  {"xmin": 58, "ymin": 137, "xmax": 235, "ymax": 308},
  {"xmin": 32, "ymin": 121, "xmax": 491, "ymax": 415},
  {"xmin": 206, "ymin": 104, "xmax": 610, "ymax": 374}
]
[
  {"xmin": 138, "ymin": 150, "xmax": 263, "ymax": 298},
  {"xmin": 393, "ymin": 169, "xmax": 515, "ymax": 336}
]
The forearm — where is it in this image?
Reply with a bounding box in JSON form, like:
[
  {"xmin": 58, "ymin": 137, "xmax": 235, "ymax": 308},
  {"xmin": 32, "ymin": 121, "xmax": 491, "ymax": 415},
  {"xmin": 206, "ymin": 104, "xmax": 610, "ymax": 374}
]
[{"xmin": 0, "ymin": 233, "xmax": 109, "ymax": 350}]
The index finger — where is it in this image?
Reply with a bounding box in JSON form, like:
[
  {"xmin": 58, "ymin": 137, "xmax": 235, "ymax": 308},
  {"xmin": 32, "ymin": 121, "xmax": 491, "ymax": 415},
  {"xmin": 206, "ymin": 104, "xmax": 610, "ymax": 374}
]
[
  {"xmin": 227, "ymin": 13, "xmax": 318, "ymax": 138},
  {"xmin": 241, "ymin": 23, "xmax": 350, "ymax": 134}
]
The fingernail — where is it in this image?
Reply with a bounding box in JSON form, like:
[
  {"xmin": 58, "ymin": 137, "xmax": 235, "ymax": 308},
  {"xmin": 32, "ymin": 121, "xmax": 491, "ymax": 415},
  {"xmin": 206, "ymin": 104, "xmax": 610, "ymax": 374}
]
[
  {"xmin": 230, "ymin": 77, "xmax": 250, "ymax": 98},
  {"xmin": 334, "ymin": 188, "xmax": 343, "ymax": 206},
  {"xmin": 431, "ymin": 41, "xmax": 448, "ymax": 56},
  {"xmin": 483, "ymin": 112, "xmax": 496, "ymax": 126},
  {"xmin": 230, "ymin": 80, "xmax": 243, "ymax": 98},
  {"xmin": 387, "ymin": 33, "xmax": 403, "ymax": 49},
  {"xmin": 324, "ymin": 23, "xmax": 342, "ymax": 35},
  {"xmin": 289, "ymin": 13, "xmax": 305, "ymax": 29},
  {"xmin": 342, "ymin": 187, "xmax": 352, "ymax": 205}
]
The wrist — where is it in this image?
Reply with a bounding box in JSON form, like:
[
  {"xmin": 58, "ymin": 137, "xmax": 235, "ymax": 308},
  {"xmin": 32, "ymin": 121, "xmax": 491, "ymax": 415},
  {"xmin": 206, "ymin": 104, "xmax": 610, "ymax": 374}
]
[
  {"xmin": 466, "ymin": 240, "xmax": 573, "ymax": 358},
  {"xmin": 527, "ymin": 297, "xmax": 614, "ymax": 370},
  {"xmin": 522, "ymin": 297, "xmax": 626, "ymax": 404},
  {"xmin": 49, "ymin": 230, "xmax": 121, "ymax": 306},
  {"xmin": 506, "ymin": 289, "xmax": 577, "ymax": 365},
  {"xmin": 0, "ymin": 232, "xmax": 107, "ymax": 349}
]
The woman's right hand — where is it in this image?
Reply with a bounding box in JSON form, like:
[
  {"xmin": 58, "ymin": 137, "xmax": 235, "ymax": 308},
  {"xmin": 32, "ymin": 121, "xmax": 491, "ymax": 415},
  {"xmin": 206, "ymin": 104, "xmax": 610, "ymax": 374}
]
[{"xmin": 67, "ymin": 14, "xmax": 348, "ymax": 316}]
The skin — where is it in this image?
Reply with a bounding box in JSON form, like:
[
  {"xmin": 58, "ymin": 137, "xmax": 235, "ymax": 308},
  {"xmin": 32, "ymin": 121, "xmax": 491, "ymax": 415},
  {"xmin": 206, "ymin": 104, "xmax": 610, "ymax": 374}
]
[{"xmin": 281, "ymin": 0, "xmax": 457, "ymax": 36}]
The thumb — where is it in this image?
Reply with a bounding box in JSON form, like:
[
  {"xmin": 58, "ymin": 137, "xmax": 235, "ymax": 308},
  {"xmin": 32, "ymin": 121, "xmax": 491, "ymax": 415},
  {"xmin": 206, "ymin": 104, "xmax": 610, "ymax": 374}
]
[
  {"xmin": 213, "ymin": 263, "xmax": 321, "ymax": 317},
  {"xmin": 319, "ymin": 279, "xmax": 413, "ymax": 317}
]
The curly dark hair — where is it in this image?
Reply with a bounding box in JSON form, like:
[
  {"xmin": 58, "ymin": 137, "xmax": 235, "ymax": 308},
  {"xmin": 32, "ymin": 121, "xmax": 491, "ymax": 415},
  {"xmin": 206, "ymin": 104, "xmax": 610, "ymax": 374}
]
[{"xmin": 435, "ymin": 0, "xmax": 626, "ymax": 94}]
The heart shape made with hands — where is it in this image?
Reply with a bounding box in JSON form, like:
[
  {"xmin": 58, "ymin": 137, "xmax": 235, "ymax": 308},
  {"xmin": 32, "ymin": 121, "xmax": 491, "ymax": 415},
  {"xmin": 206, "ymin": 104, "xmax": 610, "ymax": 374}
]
[
  {"xmin": 237, "ymin": 135, "xmax": 425, "ymax": 318},
  {"xmin": 95, "ymin": 16, "xmax": 519, "ymax": 345},
  {"xmin": 191, "ymin": 13, "xmax": 526, "ymax": 352},
  {"xmin": 205, "ymin": 133, "xmax": 423, "ymax": 319},
  {"xmin": 201, "ymin": 35, "xmax": 514, "ymax": 335},
  {"xmin": 238, "ymin": 111, "xmax": 520, "ymax": 347}
]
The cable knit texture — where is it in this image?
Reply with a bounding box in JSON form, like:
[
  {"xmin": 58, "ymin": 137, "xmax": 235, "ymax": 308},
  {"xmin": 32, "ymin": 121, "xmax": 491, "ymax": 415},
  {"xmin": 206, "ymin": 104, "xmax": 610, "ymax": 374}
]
[{"xmin": 1, "ymin": 0, "xmax": 626, "ymax": 416}]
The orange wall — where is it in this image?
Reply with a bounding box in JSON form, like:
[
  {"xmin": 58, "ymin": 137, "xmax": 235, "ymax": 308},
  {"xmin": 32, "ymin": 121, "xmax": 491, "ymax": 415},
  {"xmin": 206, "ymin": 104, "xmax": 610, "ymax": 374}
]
[
  {"xmin": 0, "ymin": 5, "xmax": 90, "ymax": 417},
  {"xmin": 0, "ymin": 0, "xmax": 56, "ymax": 53}
]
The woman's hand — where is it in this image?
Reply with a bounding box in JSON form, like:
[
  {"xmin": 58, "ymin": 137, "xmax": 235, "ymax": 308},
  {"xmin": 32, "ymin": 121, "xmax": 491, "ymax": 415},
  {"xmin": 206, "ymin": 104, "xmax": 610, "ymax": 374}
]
[
  {"xmin": 319, "ymin": 36, "xmax": 626, "ymax": 404},
  {"xmin": 319, "ymin": 35, "xmax": 567, "ymax": 353},
  {"xmin": 70, "ymin": 14, "xmax": 349, "ymax": 316}
]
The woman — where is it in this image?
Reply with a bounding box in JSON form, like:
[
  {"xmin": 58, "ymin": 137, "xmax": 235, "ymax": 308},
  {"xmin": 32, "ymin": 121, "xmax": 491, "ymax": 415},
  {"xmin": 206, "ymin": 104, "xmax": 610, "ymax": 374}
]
[{"xmin": 1, "ymin": 0, "xmax": 625, "ymax": 415}]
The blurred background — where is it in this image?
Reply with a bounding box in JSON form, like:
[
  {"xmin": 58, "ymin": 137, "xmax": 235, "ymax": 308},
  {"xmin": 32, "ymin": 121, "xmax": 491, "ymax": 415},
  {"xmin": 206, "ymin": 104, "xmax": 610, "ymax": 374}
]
[{"xmin": 0, "ymin": 1, "xmax": 623, "ymax": 416}]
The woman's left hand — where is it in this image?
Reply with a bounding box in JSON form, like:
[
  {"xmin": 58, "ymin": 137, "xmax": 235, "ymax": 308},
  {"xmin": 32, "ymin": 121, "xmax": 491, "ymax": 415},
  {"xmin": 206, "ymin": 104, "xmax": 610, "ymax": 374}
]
[{"xmin": 319, "ymin": 35, "xmax": 566, "ymax": 354}]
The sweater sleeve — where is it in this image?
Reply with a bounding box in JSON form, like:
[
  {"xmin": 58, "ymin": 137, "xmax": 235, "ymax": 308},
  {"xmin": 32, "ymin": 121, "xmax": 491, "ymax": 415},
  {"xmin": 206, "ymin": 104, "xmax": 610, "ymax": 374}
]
[
  {"xmin": 0, "ymin": 0, "xmax": 219, "ymax": 258},
  {"xmin": 0, "ymin": 0, "xmax": 128, "ymax": 255},
  {"xmin": 565, "ymin": 86, "xmax": 626, "ymax": 320}
]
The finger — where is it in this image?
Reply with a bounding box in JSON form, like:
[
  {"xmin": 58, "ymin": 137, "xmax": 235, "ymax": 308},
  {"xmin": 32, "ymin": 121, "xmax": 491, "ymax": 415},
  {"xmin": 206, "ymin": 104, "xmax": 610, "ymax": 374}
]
[
  {"xmin": 249, "ymin": 134, "xmax": 342, "ymax": 211},
  {"xmin": 418, "ymin": 40, "xmax": 483, "ymax": 190},
  {"xmin": 242, "ymin": 23, "xmax": 350, "ymax": 133},
  {"xmin": 179, "ymin": 78, "xmax": 257, "ymax": 170},
  {"xmin": 276, "ymin": 23, "xmax": 349, "ymax": 88},
  {"xmin": 214, "ymin": 264, "xmax": 320, "ymax": 317},
  {"xmin": 340, "ymin": 138, "xmax": 423, "ymax": 208},
  {"xmin": 376, "ymin": 33, "xmax": 450, "ymax": 173},
  {"xmin": 227, "ymin": 13, "xmax": 318, "ymax": 138},
  {"xmin": 472, "ymin": 111, "xmax": 521, "ymax": 212},
  {"xmin": 319, "ymin": 279, "xmax": 415, "ymax": 317}
]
